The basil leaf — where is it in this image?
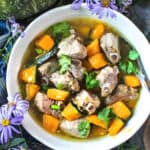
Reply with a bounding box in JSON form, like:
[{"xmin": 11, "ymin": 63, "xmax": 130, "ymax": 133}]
[
  {"xmin": 85, "ymin": 72, "xmax": 99, "ymax": 89},
  {"xmin": 50, "ymin": 104, "xmax": 60, "ymax": 110},
  {"xmin": 59, "ymin": 55, "xmax": 71, "ymax": 74},
  {"xmin": 98, "ymin": 108, "xmax": 115, "ymax": 126},
  {"xmin": 78, "ymin": 121, "xmax": 91, "ymax": 137},
  {"xmin": 128, "ymin": 50, "xmax": 139, "ymax": 60}
]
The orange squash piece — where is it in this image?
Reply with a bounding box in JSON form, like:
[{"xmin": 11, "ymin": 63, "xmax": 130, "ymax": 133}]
[
  {"xmin": 36, "ymin": 35, "xmax": 54, "ymax": 51},
  {"xmin": 26, "ymin": 83, "xmax": 40, "ymax": 101},
  {"xmin": 124, "ymin": 75, "xmax": 141, "ymax": 87},
  {"xmin": 43, "ymin": 114, "xmax": 59, "ymax": 133},
  {"xmin": 47, "ymin": 89, "xmax": 70, "ymax": 101},
  {"xmin": 87, "ymin": 39, "xmax": 101, "ymax": 57},
  {"xmin": 88, "ymin": 53, "xmax": 107, "ymax": 69},
  {"xmin": 78, "ymin": 26, "xmax": 90, "ymax": 37},
  {"xmin": 86, "ymin": 115, "xmax": 107, "ymax": 129},
  {"xmin": 61, "ymin": 103, "xmax": 81, "ymax": 121},
  {"xmin": 19, "ymin": 65, "xmax": 36, "ymax": 83},
  {"xmin": 91, "ymin": 23, "xmax": 105, "ymax": 39},
  {"xmin": 110, "ymin": 101, "xmax": 131, "ymax": 120},
  {"xmin": 108, "ymin": 118, "xmax": 124, "ymax": 136}
]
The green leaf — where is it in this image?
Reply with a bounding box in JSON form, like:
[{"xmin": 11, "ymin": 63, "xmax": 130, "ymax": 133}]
[
  {"xmin": 9, "ymin": 138, "xmax": 25, "ymax": 148},
  {"xmin": 35, "ymin": 48, "xmax": 44, "ymax": 55},
  {"xmin": 56, "ymin": 83, "xmax": 65, "ymax": 90},
  {"xmin": 50, "ymin": 104, "xmax": 60, "ymax": 110},
  {"xmin": 41, "ymin": 84, "xmax": 49, "ymax": 92},
  {"xmin": 127, "ymin": 61, "xmax": 134, "ymax": 74},
  {"xmin": 119, "ymin": 61, "xmax": 127, "ymax": 73},
  {"xmin": 59, "ymin": 55, "xmax": 71, "ymax": 74},
  {"xmin": 50, "ymin": 22, "xmax": 71, "ymax": 42},
  {"xmin": 78, "ymin": 121, "xmax": 91, "ymax": 137},
  {"xmin": 118, "ymin": 143, "xmax": 139, "ymax": 150},
  {"xmin": 98, "ymin": 108, "xmax": 115, "ymax": 126},
  {"xmin": 128, "ymin": 50, "xmax": 139, "ymax": 60},
  {"xmin": 85, "ymin": 72, "xmax": 99, "ymax": 89},
  {"xmin": 119, "ymin": 61, "xmax": 139, "ymax": 75}
]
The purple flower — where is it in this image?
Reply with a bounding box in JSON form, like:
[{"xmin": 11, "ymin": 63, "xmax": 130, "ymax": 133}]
[
  {"xmin": 0, "ymin": 105, "xmax": 23, "ymax": 144},
  {"xmin": 9, "ymin": 17, "xmax": 24, "ymax": 38},
  {"xmin": 8, "ymin": 93, "xmax": 29, "ymax": 117},
  {"xmin": 72, "ymin": 0, "xmax": 118, "ymax": 18}
]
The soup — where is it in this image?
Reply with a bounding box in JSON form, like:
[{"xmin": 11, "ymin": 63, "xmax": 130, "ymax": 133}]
[{"xmin": 19, "ymin": 18, "xmax": 141, "ymax": 140}]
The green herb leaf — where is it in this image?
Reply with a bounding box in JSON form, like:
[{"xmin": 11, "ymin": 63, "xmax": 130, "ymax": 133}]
[
  {"xmin": 35, "ymin": 48, "xmax": 44, "ymax": 55},
  {"xmin": 41, "ymin": 84, "xmax": 49, "ymax": 92},
  {"xmin": 59, "ymin": 55, "xmax": 71, "ymax": 74},
  {"xmin": 78, "ymin": 121, "xmax": 91, "ymax": 137},
  {"xmin": 119, "ymin": 61, "xmax": 127, "ymax": 73},
  {"xmin": 128, "ymin": 50, "xmax": 139, "ymax": 60},
  {"xmin": 50, "ymin": 22, "xmax": 71, "ymax": 42},
  {"xmin": 9, "ymin": 138, "xmax": 25, "ymax": 148},
  {"xmin": 56, "ymin": 83, "xmax": 65, "ymax": 90},
  {"xmin": 85, "ymin": 72, "xmax": 99, "ymax": 89},
  {"xmin": 119, "ymin": 61, "xmax": 139, "ymax": 75},
  {"xmin": 118, "ymin": 143, "xmax": 139, "ymax": 150},
  {"xmin": 50, "ymin": 104, "xmax": 60, "ymax": 110},
  {"xmin": 98, "ymin": 108, "xmax": 115, "ymax": 126}
]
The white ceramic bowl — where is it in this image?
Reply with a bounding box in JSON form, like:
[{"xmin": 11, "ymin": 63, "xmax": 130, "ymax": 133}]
[{"xmin": 6, "ymin": 4, "xmax": 150, "ymax": 150}]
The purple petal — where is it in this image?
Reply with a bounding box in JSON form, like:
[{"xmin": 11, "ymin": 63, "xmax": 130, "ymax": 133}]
[
  {"xmin": 0, "ymin": 127, "xmax": 8, "ymax": 144},
  {"xmin": 72, "ymin": 0, "xmax": 83, "ymax": 10},
  {"xmin": 10, "ymin": 125, "xmax": 20, "ymax": 134},
  {"xmin": 0, "ymin": 125, "xmax": 3, "ymax": 131},
  {"xmin": 10, "ymin": 116, "xmax": 23, "ymax": 125},
  {"xmin": 3, "ymin": 127, "xmax": 9, "ymax": 144},
  {"xmin": 7, "ymin": 126, "xmax": 13, "ymax": 139}
]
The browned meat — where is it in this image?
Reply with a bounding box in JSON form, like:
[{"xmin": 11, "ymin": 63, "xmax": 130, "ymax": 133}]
[
  {"xmin": 96, "ymin": 66, "xmax": 119, "ymax": 97},
  {"xmin": 50, "ymin": 71, "xmax": 80, "ymax": 92},
  {"xmin": 100, "ymin": 33, "xmax": 121, "ymax": 64},
  {"xmin": 34, "ymin": 92, "xmax": 64, "ymax": 118},
  {"xmin": 38, "ymin": 59, "xmax": 58, "ymax": 84},
  {"xmin": 57, "ymin": 33, "xmax": 87, "ymax": 59},
  {"xmin": 69, "ymin": 59, "xmax": 86, "ymax": 81},
  {"xmin": 60, "ymin": 119, "xmax": 90, "ymax": 138},
  {"xmin": 105, "ymin": 84, "xmax": 139, "ymax": 105},
  {"xmin": 72, "ymin": 90, "xmax": 100, "ymax": 114},
  {"xmin": 38, "ymin": 59, "xmax": 58, "ymax": 77}
]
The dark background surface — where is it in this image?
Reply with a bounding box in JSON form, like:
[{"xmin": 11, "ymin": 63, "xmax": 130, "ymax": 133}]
[{"xmin": 20, "ymin": 1, "xmax": 150, "ymax": 150}]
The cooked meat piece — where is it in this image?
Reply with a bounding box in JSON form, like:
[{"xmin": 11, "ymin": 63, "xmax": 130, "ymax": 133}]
[
  {"xmin": 105, "ymin": 84, "xmax": 139, "ymax": 105},
  {"xmin": 100, "ymin": 33, "xmax": 121, "ymax": 64},
  {"xmin": 60, "ymin": 119, "xmax": 90, "ymax": 138},
  {"xmin": 57, "ymin": 34, "xmax": 87, "ymax": 59},
  {"xmin": 34, "ymin": 92, "xmax": 64, "ymax": 118},
  {"xmin": 50, "ymin": 71, "xmax": 80, "ymax": 92},
  {"xmin": 96, "ymin": 66, "xmax": 119, "ymax": 97},
  {"xmin": 38, "ymin": 59, "xmax": 58, "ymax": 77},
  {"xmin": 69, "ymin": 59, "xmax": 86, "ymax": 81},
  {"xmin": 72, "ymin": 90, "xmax": 100, "ymax": 114}
]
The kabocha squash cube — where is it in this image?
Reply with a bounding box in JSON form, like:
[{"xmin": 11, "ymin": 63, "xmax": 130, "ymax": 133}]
[
  {"xmin": 61, "ymin": 103, "xmax": 81, "ymax": 121},
  {"xmin": 110, "ymin": 101, "xmax": 131, "ymax": 120},
  {"xmin": 108, "ymin": 118, "xmax": 124, "ymax": 136},
  {"xmin": 36, "ymin": 35, "xmax": 54, "ymax": 51}
]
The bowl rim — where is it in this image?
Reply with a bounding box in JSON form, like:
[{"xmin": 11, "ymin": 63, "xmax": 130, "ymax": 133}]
[{"xmin": 6, "ymin": 4, "xmax": 150, "ymax": 150}]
